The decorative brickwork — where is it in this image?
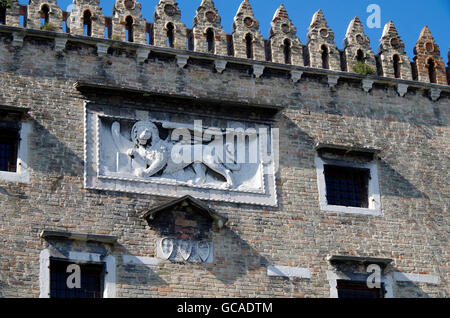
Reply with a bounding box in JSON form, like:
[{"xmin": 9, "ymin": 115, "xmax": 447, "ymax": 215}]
[
  {"xmin": 0, "ymin": 0, "xmax": 447, "ymax": 85},
  {"xmin": 306, "ymin": 10, "xmax": 340, "ymax": 71},
  {"xmin": 26, "ymin": 0, "xmax": 63, "ymax": 32},
  {"xmin": 193, "ymin": 0, "xmax": 228, "ymax": 56},
  {"xmin": 413, "ymin": 26, "xmax": 447, "ymax": 84},
  {"xmin": 232, "ymin": 0, "xmax": 265, "ymax": 61},
  {"xmin": 153, "ymin": 0, "xmax": 187, "ymax": 50},
  {"xmin": 4, "ymin": 0, "xmax": 20, "ymax": 27},
  {"xmin": 269, "ymin": 5, "xmax": 303, "ymax": 66},
  {"xmin": 111, "ymin": 0, "xmax": 146, "ymax": 44},
  {"xmin": 343, "ymin": 17, "xmax": 376, "ymax": 73},
  {"xmin": 67, "ymin": 0, "xmax": 106, "ymax": 38},
  {"xmin": 378, "ymin": 21, "xmax": 413, "ymax": 80}
]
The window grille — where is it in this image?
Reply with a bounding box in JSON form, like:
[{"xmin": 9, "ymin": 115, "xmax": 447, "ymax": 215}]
[
  {"xmin": 50, "ymin": 259, "xmax": 104, "ymax": 299},
  {"xmin": 337, "ymin": 280, "xmax": 384, "ymax": 298},
  {"xmin": 324, "ymin": 165, "xmax": 370, "ymax": 208}
]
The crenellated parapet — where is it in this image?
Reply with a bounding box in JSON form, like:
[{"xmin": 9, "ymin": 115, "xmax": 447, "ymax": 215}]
[
  {"xmin": 153, "ymin": 0, "xmax": 187, "ymax": 50},
  {"xmin": 0, "ymin": 0, "xmax": 448, "ymax": 86},
  {"xmin": 378, "ymin": 21, "xmax": 412, "ymax": 80},
  {"xmin": 232, "ymin": 0, "xmax": 265, "ymax": 61},
  {"xmin": 67, "ymin": 0, "xmax": 106, "ymax": 38},
  {"xmin": 112, "ymin": 0, "xmax": 146, "ymax": 44},
  {"xmin": 306, "ymin": 10, "xmax": 340, "ymax": 71},
  {"xmin": 413, "ymin": 26, "xmax": 447, "ymax": 85},
  {"xmin": 343, "ymin": 17, "xmax": 376, "ymax": 73},
  {"xmin": 269, "ymin": 5, "xmax": 303, "ymax": 66},
  {"xmin": 193, "ymin": 0, "xmax": 227, "ymax": 56},
  {"xmin": 27, "ymin": 0, "xmax": 63, "ymax": 32}
]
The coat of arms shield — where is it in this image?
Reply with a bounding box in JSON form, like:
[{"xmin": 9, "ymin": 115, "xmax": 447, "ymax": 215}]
[
  {"xmin": 197, "ymin": 241, "xmax": 211, "ymax": 262},
  {"xmin": 178, "ymin": 240, "xmax": 192, "ymax": 261},
  {"xmin": 159, "ymin": 238, "xmax": 175, "ymax": 260}
]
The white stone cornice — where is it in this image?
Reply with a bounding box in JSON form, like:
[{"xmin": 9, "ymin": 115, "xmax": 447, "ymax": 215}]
[
  {"xmin": 176, "ymin": 54, "xmax": 190, "ymax": 68},
  {"xmin": 291, "ymin": 70, "xmax": 304, "ymax": 82},
  {"xmin": 96, "ymin": 43, "xmax": 111, "ymax": 56},
  {"xmin": 430, "ymin": 88, "xmax": 441, "ymax": 101},
  {"xmin": 327, "ymin": 75, "xmax": 339, "ymax": 89},
  {"xmin": 394, "ymin": 272, "xmax": 440, "ymax": 285},
  {"xmin": 362, "ymin": 79, "xmax": 375, "ymax": 92},
  {"xmin": 214, "ymin": 59, "xmax": 228, "ymax": 73},
  {"xmin": 54, "ymin": 37, "xmax": 67, "ymax": 52},
  {"xmin": 253, "ymin": 64, "xmax": 265, "ymax": 78},
  {"xmin": 397, "ymin": 83, "xmax": 409, "ymax": 97},
  {"xmin": 136, "ymin": 48, "xmax": 151, "ymax": 63},
  {"xmin": 12, "ymin": 32, "xmax": 24, "ymax": 47},
  {"xmin": 267, "ymin": 266, "xmax": 311, "ymax": 279}
]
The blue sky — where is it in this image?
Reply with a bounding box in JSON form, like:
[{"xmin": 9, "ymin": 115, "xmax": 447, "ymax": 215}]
[{"xmin": 22, "ymin": 0, "xmax": 449, "ymax": 64}]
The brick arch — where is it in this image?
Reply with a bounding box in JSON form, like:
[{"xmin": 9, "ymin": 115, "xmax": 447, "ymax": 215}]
[
  {"xmin": 39, "ymin": 3, "xmax": 52, "ymax": 13},
  {"xmin": 81, "ymin": 8, "xmax": 94, "ymax": 19},
  {"xmin": 123, "ymin": 14, "xmax": 135, "ymax": 25}
]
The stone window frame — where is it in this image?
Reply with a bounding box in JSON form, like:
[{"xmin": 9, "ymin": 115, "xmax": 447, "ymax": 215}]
[
  {"xmin": 315, "ymin": 156, "xmax": 382, "ymax": 216},
  {"xmin": 0, "ymin": 120, "xmax": 31, "ymax": 184},
  {"xmin": 326, "ymin": 270, "xmax": 393, "ymax": 298},
  {"xmin": 39, "ymin": 249, "xmax": 116, "ymax": 298}
]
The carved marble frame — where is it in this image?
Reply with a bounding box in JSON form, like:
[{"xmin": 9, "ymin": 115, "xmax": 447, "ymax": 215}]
[{"xmin": 84, "ymin": 103, "xmax": 278, "ymax": 207}]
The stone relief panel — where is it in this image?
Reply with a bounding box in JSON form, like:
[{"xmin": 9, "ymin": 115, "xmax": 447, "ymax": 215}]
[{"xmin": 84, "ymin": 104, "xmax": 278, "ymax": 206}]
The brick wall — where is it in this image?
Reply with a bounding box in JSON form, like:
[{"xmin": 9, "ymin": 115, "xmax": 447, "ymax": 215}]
[{"xmin": 0, "ymin": 30, "xmax": 448, "ymax": 298}]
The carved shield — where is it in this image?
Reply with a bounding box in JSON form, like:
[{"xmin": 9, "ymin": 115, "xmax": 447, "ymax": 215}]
[
  {"xmin": 197, "ymin": 242, "xmax": 210, "ymax": 262},
  {"xmin": 178, "ymin": 240, "xmax": 192, "ymax": 261},
  {"xmin": 159, "ymin": 238, "xmax": 174, "ymax": 260}
]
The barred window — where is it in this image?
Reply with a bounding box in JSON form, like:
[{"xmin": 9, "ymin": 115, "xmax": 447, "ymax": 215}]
[
  {"xmin": 324, "ymin": 165, "xmax": 370, "ymax": 208},
  {"xmin": 337, "ymin": 280, "xmax": 384, "ymax": 298},
  {"xmin": 50, "ymin": 259, "xmax": 104, "ymax": 299},
  {"xmin": 0, "ymin": 123, "xmax": 20, "ymax": 173},
  {"xmin": 0, "ymin": 4, "xmax": 6, "ymax": 25}
]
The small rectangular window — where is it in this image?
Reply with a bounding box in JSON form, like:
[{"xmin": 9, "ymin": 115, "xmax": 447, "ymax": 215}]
[
  {"xmin": 0, "ymin": 125, "xmax": 19, "ymax": 173},
  {"xmin": 0, "ymin": 6, "xmax": 6, "ymax": 25},
  {"xmin": 324, "ymin": 165, "xmax": 370, "ymax": 208},
  {"xmin": 50, "ymin": 259, "xmax": 104, "ymax": 299},
  {"xmin": 337, "ymin": 280, "xmax": 384, "ymax": 298}
]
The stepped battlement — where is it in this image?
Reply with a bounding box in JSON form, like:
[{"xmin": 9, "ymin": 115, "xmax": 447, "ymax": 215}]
[{"xmin": 0, "ymin": 0, "xmax": 449, "ymax": 86}]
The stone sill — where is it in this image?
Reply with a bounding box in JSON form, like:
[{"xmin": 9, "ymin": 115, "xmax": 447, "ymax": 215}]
[{"xmin": 1, "ymin": 25, "xmax": 449, "ymax": 97}]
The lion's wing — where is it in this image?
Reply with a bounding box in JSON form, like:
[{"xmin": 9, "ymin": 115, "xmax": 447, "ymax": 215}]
[{"xmin": 111, "ymin": 121, "xmax": 134, "ymax": 153}]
